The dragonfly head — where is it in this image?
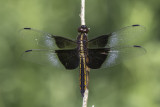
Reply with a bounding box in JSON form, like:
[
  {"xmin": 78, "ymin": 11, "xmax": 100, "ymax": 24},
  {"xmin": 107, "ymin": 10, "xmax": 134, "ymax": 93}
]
[{"xmin": 78, "ymin": 25, "xmax": 89, "ymax": 33}]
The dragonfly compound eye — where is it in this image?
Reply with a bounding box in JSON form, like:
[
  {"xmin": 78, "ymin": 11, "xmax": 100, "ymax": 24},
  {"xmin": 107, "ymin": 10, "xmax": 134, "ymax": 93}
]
[{"xmin": 78, "ymin": 25, "xmax": 89, "ymax": 33}]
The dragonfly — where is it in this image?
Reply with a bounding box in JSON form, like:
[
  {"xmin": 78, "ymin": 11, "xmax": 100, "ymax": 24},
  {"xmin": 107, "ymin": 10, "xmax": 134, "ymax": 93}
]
[{"xmin": 20, "ymin": 25, "xmax": 146, "ymax": 97}]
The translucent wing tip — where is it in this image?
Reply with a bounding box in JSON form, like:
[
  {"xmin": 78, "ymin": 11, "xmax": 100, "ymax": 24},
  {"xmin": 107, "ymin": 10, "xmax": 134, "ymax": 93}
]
[
  {"xmin": 132, "ymin": 24, "xmax": 146, "ymax": 31},
  {"xmin": 133, "ymin": 45, "xmax": 147, "ymax": 54},
  {"xmin": 133, "ymin": 45, "xmax": 141, "ymax": 47},
  {"xmin": 25, "ymin": 50, "xmax": 32, "ymax": 52},
  {"xmin": 24, "ymin": 28, "xmax": 32, "ymax": 30},
  {"xmin": 18, "ymin": 27, "xmax": 32, "ymax": 32},
  {"xmin": 132, "ymin": 24, "xmax": 140, "ymax": 26}
]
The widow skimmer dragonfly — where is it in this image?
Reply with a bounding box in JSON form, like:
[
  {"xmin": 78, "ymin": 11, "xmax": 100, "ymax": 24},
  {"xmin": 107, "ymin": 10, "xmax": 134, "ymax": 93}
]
[{"xmin": 21, "ymin": 25, "xmax": 146, "ymax": 97}]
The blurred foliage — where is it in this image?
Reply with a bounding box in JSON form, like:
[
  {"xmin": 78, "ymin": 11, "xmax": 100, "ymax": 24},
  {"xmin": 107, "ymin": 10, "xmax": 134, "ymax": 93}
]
[{"xmin": 0, "ymin": 0, "xmax": 160, "ymax": 107}]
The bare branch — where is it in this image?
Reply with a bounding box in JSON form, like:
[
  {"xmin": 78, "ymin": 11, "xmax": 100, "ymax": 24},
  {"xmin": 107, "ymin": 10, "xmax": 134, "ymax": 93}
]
[
  {"xmin": 80, "ymin": 0, "xmax": 85, "ymax": 25},
  {"xmin": 80, "ymin": 0, "xmax": 93, "ymax": 107},
  {"xmin": 82, "ymin": 89, "xmax": 89, "ymax": 107}
]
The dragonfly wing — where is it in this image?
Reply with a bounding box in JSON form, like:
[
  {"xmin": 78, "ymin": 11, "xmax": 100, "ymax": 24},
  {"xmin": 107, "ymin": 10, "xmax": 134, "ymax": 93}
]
[
  {"xmin": 103, "ymin": 45, "xmax": 146, "ymax": 68},
  {"xmin": 55, "ymin": 49, "xmax": 79, "ymax": 69},
  {"xmin": 87, "ymin": 48, "xmax": 110, "ymax": 69},
  {"xmin": 88, "ymin": 35, "xmax": 110, "ymax": 48},
  {"xmin": 87, "ymin": 45, "xmax": 146, "ymax": 69},
  {"xmin": 22, "ymin": 49, "xmax": 60, "ymax": 67},
  {"xmin": 54, "ymin": 36, "xmax": 77, "ymax": 49},
  {"xmin": 22, "ymin": 49, "xmax": 79, "ymax": 69},
  {"xmin": 19, "ymin": 28, "xmax": 77, "ymax": 49},
  {"xmin": 88, "ymin": 25, "xmax": 145, "ymax": 48}
]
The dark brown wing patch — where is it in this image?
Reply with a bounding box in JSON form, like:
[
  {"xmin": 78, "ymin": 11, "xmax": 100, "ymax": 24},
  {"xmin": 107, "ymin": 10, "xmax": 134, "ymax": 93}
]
[
  {"xmin": 55, "ymin": 49, "xmax": 79, "ymax": 69},
  {"xmin": 87, "ymin": 48, "xmax": 110, "ymax": 69}
]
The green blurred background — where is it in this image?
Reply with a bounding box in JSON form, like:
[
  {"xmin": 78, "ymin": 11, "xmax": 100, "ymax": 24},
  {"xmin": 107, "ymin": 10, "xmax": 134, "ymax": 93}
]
[{"xmin": 0, "ymin": 0, "xmax": 159, "ymax": 107}]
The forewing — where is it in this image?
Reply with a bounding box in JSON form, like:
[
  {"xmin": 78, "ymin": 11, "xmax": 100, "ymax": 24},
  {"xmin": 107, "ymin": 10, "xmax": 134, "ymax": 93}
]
[
  {"xmin": 88, "ymin": 35, "xmax": 110, "ymax": 48},
  {"xmin": 19, "ymin": 28, "xmax": 77, "ymax": 49},
  {"xmin": 88, "ymin": 25, "xmax": 145, "ymax": 48}
]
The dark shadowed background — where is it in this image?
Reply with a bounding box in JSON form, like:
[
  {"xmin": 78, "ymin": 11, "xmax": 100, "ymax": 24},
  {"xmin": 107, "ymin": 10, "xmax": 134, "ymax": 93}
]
[{"xmin": 0, "ymin": 0, "xmax": 159, "ymax": 107}]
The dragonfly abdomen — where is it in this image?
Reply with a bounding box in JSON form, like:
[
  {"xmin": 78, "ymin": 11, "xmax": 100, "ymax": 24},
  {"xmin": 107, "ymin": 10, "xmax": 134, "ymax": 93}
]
[
  {"xmin": 79, "ymin": 57, "xmax": 88, "ymax": 97},
  {"xmin": 77, "ymin": 32, "xmax": 89, "ymax": 97}
]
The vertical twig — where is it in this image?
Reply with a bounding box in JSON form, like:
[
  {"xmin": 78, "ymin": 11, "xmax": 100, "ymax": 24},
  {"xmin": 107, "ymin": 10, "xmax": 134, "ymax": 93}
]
[
  {"xmin": 82, "ymin": 88, "xmax": 89, "ymax": 107},
  {"xmin": 80, "ymin": 0, "xmax": 85, "ymax": 25},
  {"xmin": 80, "ymin": 0, "xmax": 88, "ymax": 106},
  {"xmin": 80, "ymin": 0, "xmax": 91, "ymax": 107}
]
